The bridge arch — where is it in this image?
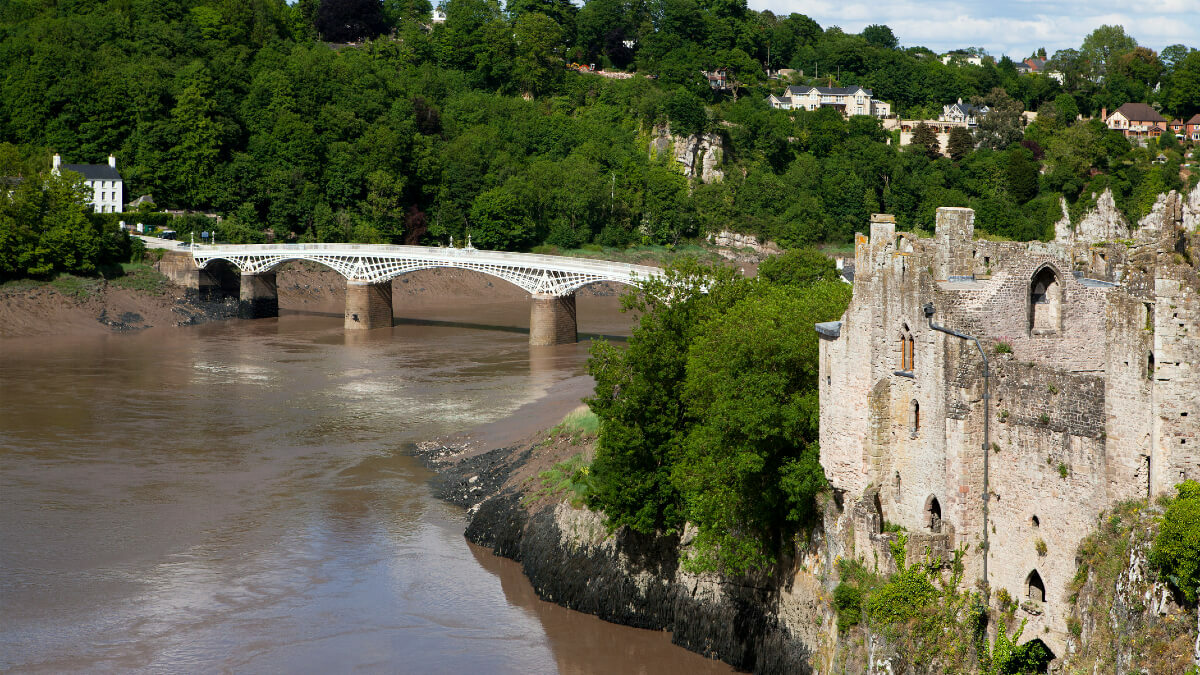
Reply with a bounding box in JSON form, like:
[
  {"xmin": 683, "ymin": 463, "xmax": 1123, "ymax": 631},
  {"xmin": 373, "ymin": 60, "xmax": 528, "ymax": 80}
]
[
  {"xmin": 192, "ymin": 244, "xmax": 659, "ymax": 297},
  {"xmin": 189, "ymin": 244, "xmax": 663, "ymax": 342}
]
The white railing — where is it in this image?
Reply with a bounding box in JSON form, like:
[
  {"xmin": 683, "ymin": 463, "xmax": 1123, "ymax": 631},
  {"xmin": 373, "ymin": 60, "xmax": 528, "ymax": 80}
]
[{"xmin": 191, "ymin": 243, "xmax": 663, "ymax": 296}]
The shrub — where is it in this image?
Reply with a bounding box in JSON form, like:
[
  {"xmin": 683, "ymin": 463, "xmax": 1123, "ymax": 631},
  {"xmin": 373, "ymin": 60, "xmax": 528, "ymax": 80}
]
[
  {"xmin": 1035, "ymin": 538, "xmax": 1047, "ymax": 556},
  {"xmin": 866, "ymin": 566, "xmax": 938, "ymax": 624},
  {"xmin": 833, "ymin": 582, "xmax": 862, "ymax": 630},
  {"xmin": 995, "ymin": 341, "xmax": 1013, "ymax": 354},
  {"xmin": 1151, "ymin": 480, "xmax": 1200, "ymax": 602},
  {"xmin": 1058, "ymin": 463, "xmax": 1069, "ymax": 479}
]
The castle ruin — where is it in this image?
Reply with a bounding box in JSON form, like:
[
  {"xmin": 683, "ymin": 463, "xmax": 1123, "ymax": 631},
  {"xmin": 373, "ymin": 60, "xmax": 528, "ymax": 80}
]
[{"xmin": 816, "ymin": 189, "xmax": 1200, "ymax": 658}]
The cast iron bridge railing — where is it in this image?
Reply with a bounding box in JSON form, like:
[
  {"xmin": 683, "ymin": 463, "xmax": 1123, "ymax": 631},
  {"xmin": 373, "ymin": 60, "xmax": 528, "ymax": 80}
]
[{"xmin": 191, "ymin": 243, "xmax": 663, "ymax": 296}]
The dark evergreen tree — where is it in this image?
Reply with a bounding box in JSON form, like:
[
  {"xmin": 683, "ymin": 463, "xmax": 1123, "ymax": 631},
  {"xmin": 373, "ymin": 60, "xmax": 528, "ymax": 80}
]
[
  {"xmin": 1006, "ymin": 147, "xmax": 1039, "ymax": 204},
  {"xmin": 946, "ymin": 126, "xmax": 974, "ymax": 161},
  {"xmin": 911, "ymin": 122, "xmax": 941, "ymax": 158}
]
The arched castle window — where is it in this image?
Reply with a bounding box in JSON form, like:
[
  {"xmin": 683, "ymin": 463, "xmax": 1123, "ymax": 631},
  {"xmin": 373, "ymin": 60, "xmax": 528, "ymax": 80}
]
[
  {"xmin": 1031, "ymin": 514, "xmax": 1040, "ymax": 528},
  {"xmin": 1147, "ymin": 351, "xmax": 1155, "ymax": 380},
  {"xmin": 1026, "ymin": 570, "xmax": 1046, "ymax": 603},
  {"xmin": 894, "ymin": 471, "xmax": 901, "ymax": 502},
  {"xmin": 899, "ymin": 324, "xmax": 914, "ymax": 372},
  {"xmin": 1029, "ymin": 266, "xmax": 1063, "ymax": 335},
  {"xmin": 910, "ymin": 400, "xmax": 920, "ymax": 435},
  {"xmin": 925, "ymin": 495, "xmax": 942, "ymax": 533}
]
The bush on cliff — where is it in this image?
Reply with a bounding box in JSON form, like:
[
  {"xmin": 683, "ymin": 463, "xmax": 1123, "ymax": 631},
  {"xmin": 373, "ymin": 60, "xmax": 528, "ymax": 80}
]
[
  {"xmin": 586, "ymin": 252, "xmax": 851, "ymax": 574},
  {"xmin": 1151, "ymin": 480, "xmax": 1200, "ymax": 603}
]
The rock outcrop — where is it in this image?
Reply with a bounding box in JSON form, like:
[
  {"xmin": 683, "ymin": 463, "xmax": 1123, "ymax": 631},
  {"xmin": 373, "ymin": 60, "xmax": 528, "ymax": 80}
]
[
  {"xmin": 1066, "ymin": 188, "xmax": 1130, "ymax": 244},
  {"xmin": 648, "ymin": 124, "xmax": 725, "ymax": 183}
]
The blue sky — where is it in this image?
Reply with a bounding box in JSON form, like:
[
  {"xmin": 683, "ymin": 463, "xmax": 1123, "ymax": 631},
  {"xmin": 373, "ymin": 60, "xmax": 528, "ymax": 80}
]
[{"xmin": 746, "ymin": 0, "xmax": 1199, "ymax": 61}]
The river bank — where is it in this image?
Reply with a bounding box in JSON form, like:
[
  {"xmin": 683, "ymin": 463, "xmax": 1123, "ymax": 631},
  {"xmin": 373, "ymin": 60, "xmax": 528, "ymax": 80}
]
[{"xmin": 411, "ymin": 390, "xmax": 820, "ymax": 674}]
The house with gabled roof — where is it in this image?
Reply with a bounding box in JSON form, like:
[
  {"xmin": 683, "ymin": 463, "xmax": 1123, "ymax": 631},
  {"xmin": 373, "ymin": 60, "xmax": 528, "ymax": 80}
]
[
  {"xmin": 1104, "ymin": 103, "xmax": 1167, "ymax": 141},
  {"xmin": 766, "ymin": 85, "xmax": 890, "ymax": 118},
  {"xmin": 1186, "ymin": 114, "xmax": 1200, "ymax": 142},
  {"xmin": 940, "ymin": 98, "xmax": 989, "ymax": 126},
  {"xmin": 51, "ymin": 153, "xmax": 124, "ymax": 213}
]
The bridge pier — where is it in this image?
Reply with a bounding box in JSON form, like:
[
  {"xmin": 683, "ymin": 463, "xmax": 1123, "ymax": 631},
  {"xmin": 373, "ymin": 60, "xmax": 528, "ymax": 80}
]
[
  {"xmin": 238, "ymin": 272, "xmax": 278, "ymax": 319},
  {"xmin": 529, "ymin": 292, "xmax": 577, "ymax": 346},
  {"xmin": 345, "ymin": 281, "xmax": 393, "ymax": 330}
]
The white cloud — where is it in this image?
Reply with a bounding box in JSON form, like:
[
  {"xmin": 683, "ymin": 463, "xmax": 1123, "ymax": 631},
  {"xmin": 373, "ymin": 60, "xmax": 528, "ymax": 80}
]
[{"xmin": 747, "ymin": 0, "xmax": 1199, "ymax": 59}]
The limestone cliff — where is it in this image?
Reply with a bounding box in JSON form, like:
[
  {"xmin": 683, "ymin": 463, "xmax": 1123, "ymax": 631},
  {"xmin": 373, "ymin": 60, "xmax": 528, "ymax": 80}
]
[
  {"xmin": 648, "ymin": 124, "xmax": 725, "ymax": 183},
  {"xmin": 1060, "ymin": 501, "xmax": 1197, "ymax": 673}
]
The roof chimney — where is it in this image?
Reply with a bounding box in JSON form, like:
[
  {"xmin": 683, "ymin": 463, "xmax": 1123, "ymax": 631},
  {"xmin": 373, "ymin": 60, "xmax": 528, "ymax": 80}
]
[
  {"xmin": 108, "ymin": 154, "xmax": 116, "ymax": 169},
  {"xmin": 1101, "ymin": 107, "xmax": 1107, "ymax": 121},
  {"xmin": 52, "ymin": 153, "xmax": 61, "ymax": 172}
]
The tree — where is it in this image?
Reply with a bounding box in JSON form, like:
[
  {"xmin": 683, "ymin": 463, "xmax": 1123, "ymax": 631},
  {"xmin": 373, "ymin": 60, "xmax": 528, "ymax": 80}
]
[
  {"xmin": 1006, "ymin": 147, "xmax": 1038, "ymax": 204},
  {"xmin": 860, "ymin": 24, "xmax": 897, "ymax": 50},
  {"xmin": 469, "ymin": 186, "xmax": 536, "ymax": 250},
  {"xmin": 757, "ymin": 247, "xmax": 839, "ymax": 286},
  {"xmin": 1080, "ymin": 24, "xmax": 1137, "ymax": 81},
  {"xmin": 512, "ymin": 12, "xmax": 565, "ymax": 96},
  {"xmin": 675, "ymin": 280, "xmax": 850, "ymax": 573},
  {"xmin": 1053, "ymin": 93, "xmax": 1079, "ymax": 125},
  {"xmin": 586, "ymin": 260, "xmax": 744, "ymax": 536},
  {"xmin": 316, "ymin": 0, "xmax": 389, "ymax": 41},
  {"xmin": 972, "ymin": 87, "xmax": 1024, "ymax": 150},
  {"xmin": 664, "ymin": 88, "xmax": 708, "ymax": 137},
  {"xmin": 911, "ymin": 122, "xmax": 940, "ymax": 158},
  {"xmin": 1111, "ymin": 46, "xmax": 1163, "ymax": 88},
  {"xmin": 947, "ymin": 126, "xmax": 974, "ymax": 161}
]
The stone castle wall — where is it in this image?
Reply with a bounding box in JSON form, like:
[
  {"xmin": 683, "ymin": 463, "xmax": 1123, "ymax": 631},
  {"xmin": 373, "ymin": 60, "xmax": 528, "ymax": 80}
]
[{"xmin": 818, "ymin": 190, "xmax": 1200, "ymax": 658}]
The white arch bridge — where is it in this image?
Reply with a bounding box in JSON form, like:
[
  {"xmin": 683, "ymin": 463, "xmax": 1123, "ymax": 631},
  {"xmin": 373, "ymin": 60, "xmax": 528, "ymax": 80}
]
[{"xmin": 180, "ymin": 243, "xmax": 663, "ymax": 344}]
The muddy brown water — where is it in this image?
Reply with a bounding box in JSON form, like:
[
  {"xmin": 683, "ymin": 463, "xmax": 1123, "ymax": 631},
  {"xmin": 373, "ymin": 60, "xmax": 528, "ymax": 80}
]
[{"xmin": 0, "ymin": 293, "xmax": 731, "ymax": 674}]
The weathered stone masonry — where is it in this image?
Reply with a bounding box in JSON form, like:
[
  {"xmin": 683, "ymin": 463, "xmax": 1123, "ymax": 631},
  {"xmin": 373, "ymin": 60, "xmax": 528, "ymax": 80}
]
[{"xmin": 817, "ymin": 188, "xmax": 1200, "ymax": 659}]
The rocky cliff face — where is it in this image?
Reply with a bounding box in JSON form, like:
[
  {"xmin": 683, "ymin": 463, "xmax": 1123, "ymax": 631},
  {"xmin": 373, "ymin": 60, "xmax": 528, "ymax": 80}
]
[
  {"xmin": 1062, "ymin": 188, "xmax": 1131, "ymax": 245},
  {"xmin": 1060, "ymin": 502, "xmax": 1197, "ymax": 673},
  {"xmin": 649, "ymin": 124, "xmax": 725, "ymax": 183}
]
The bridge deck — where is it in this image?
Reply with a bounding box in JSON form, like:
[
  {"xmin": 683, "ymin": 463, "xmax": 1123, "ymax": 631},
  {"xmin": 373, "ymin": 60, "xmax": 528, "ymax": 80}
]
[{"xmin": 190, "ymin": 243, "xmax": 663, "ymax": 296}]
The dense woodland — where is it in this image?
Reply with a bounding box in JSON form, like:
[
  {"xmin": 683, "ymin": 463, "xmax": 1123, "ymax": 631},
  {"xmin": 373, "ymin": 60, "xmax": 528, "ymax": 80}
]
[{"xmin": 0, "ymin": 0, "xmax": 1198, "ymax": 280}]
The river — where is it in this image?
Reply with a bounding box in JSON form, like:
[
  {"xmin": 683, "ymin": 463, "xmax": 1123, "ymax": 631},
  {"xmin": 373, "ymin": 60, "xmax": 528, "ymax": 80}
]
[{"xmin": 0, "ymin": 293, "xmax": 730, "ymax": 673}]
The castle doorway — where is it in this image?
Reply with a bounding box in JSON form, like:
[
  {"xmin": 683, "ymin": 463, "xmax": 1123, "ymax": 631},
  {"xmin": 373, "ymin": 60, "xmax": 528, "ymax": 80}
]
[{"xmin": 925, "ymin": 495, "xmax": 942, "ymax": 532}]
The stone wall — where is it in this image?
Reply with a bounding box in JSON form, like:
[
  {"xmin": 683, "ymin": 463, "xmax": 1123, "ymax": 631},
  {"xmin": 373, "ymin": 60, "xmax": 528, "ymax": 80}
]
[{"xmin": 818, "ymin": 195, "xmax": 1200, "ymax": 660}]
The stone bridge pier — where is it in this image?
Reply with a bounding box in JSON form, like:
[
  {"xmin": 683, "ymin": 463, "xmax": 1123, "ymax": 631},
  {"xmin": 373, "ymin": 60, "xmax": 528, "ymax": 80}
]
[
  {"xmin": 238, "ymin": 272, "xmax": 278, "ymax": 319},
  {"xmin": 529, "ymin": 292, "xmax": 577, "ymax": 346},
  {"xmin": 345, "ymin": 281, "xmax": 393, "ymax": 330},
  {"xmin": 187, "ymin": 243, "xmax": 663, "ymax": 344}
]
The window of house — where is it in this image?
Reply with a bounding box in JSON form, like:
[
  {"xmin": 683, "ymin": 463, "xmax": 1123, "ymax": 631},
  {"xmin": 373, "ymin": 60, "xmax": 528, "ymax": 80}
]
[
  {"xmin": 1027, "ymin": 570, "xmax": 1046, "ymax": 603},
  {"xmin": 1029, "ymin": 266, "xmax": 1062, "ymax": 334}
]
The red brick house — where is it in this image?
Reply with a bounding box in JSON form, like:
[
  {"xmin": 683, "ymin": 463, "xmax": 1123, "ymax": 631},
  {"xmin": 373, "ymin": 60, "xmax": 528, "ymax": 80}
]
[
  {"xmin": 1187, "ymin": 113, "xmax": 1200, "ymax": 142},
  {"xmin": 1104, "ymin": 103, "xmax": 1167, "ymax": 140}
]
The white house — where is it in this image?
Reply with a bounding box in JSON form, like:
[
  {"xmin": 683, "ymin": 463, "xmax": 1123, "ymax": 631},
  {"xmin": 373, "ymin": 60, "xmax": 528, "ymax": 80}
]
[
  {"xmin": 767, "ymin": 85, "xmax": 891, "ymax": 118},
  {"xmin": 940, "ymin": 99, "xmax": 989, "ymax": 126},
  {"xmin": 52, "ymin": 153, "xmax": 123, "ymax": 213}
]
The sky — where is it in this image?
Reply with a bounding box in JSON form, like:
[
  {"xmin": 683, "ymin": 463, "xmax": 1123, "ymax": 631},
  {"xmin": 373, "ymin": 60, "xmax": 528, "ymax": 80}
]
[{"xmin": 746, "ymin": 0, "xmax": 1199, "ymax": 61}]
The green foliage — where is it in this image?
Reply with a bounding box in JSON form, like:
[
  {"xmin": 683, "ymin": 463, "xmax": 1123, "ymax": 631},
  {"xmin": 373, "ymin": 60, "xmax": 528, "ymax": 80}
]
[
  {"xmin": 995, "ymin": 342, "xmax": 1012, "ymax": 354},
  {"xmin": 526, "ymin": 453, "xmax": 594, "ymax": 508},
  {"xmin": 756, "ymin": 248, "xmax": 839, "ymax": 286},
  {"xmin": 987, "ymin": 619, "xmax": 1053, "ymax": 674},
  {"xmin": 866, "ymin": 565, "xmax": 938, "ymax": 624},
  {"xmin": 1058, "ymin": 462, "xmax": 1068, "ymax": 478},
  {"xmin": 587, "ymin": 258, "xmax": 849, "ymax": 574},
  {"xmin": 833, "ymin": 582, "xmax": 863, "ymax": 630},
  {"xmin": 1151, "ymin": 480, "xmax": 1200, "ymax": 603}
]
